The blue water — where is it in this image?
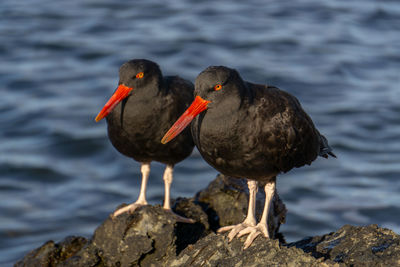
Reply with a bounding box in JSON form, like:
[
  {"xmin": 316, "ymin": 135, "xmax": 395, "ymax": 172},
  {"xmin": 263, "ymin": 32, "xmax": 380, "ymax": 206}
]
[{"xmin": 1, "ymin": 0, "xmax": 400, "ymax": 265}]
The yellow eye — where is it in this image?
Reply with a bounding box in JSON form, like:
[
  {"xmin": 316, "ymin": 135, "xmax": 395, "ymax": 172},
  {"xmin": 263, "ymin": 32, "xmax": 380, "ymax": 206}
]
[
  {"xmin": 136, "ymin": 72, "xmax": 144, "ymax": 79},
  {"xmin": 214, "ymin": 84, "xmax": 222, "ymax": 91}
]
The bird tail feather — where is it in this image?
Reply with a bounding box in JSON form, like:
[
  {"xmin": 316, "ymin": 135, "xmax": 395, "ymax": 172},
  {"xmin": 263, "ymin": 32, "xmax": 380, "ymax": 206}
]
[{"xmin": 318, "ymin": 134, "xmax": 336, "ymax": 158}]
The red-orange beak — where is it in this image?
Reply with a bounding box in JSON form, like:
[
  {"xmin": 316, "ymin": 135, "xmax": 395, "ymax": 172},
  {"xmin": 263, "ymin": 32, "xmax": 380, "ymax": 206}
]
[
  {"xmin": 161, "ymin": 96, "xmax": 210, "ymax": 144},
  {"xmin": 95, "ymin": 84, "xmax": 133, "ymax": 122}
]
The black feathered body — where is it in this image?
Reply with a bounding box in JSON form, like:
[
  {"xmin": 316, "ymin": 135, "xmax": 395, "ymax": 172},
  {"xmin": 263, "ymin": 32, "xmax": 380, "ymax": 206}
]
[
  {"xmin": 107, "ymin": 76, "xmax": 194, "ymax": 164},
  {"xmin": 192, "ymin": 82, "xmax": 328, "ymax": 181}
]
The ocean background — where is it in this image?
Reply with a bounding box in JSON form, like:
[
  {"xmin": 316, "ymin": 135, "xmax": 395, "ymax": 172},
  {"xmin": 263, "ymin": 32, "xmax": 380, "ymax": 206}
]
[{"xmin": 1, "ymin": 0, "xmax": 399, "ymax": 265}]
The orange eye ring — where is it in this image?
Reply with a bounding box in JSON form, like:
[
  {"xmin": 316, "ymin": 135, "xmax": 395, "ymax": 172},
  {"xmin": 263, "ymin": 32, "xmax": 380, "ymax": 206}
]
[
  {"xmin": 136, "ymin": 72, "xmax": 144, "ymax": 79},
  {"xmin": 214, "ymin": 84, "xmax": 222, "ymax": 91}
]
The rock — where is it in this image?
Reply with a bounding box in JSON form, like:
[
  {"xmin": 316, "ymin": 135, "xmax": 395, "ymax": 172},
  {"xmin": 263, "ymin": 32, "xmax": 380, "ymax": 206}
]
[
  {"xmin": 15, "ymin": 175, "xmax": 400, "ymax": 267},
  {"xmin": 17, "ymin": 174, "xmax": 286, "ymax": 267},
  {"xmin": 168, "ymin": 233, "xmax": 336, "ymax": 267},
  {"xmin": 14, "ymin": 236, "xmax": 87, "ymax": 267},
  {"xmin": 60, "ymin": 205, "xmax": 207, "ymax": 267},
  {"xmin": 290, "ymin": 224, "xmax": 400, "ymax": 266}
]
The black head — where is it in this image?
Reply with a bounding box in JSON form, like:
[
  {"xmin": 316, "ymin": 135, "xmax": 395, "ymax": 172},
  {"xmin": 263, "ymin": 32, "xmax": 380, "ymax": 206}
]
[
  {"xmin": 95, "ymin": 59, "xmax": 162, "ymax": 122},
  {"xmin": 161, "ymin": 65, "xmax": 248, "ymax": 144},
  {"xmin": 119, "ymin": 59, "xmax": 162, "ymax": 90},
  {"xmin": 194, "ymin": 66, "xmax": 247, "ymax": 105}
]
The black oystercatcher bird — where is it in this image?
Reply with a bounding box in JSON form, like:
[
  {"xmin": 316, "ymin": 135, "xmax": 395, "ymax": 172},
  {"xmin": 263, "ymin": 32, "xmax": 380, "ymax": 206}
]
[
  {"xmin": 162, "ymin": 66, "xmax": 335, "ymax": 248},
  {"xmin": 95, "ymin": 59, "xmax": 194, "ymax": 223}
]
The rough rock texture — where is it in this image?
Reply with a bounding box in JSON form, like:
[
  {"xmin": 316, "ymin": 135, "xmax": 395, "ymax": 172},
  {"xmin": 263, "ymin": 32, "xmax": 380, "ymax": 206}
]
[
  {"xmin": 290, "ymin": 224, "xmax": 400, "ymax": 266},
  {"xmin": 15, "ymin": 175, "xmax": 400, "ymax": 267},
  {"xmin": 15, "ymin": 236, "xmax": 87, "ymax": 267},
  {"xmin": 61, "ymin": 206, "xmax": 186, "ymax": 266},
  {"xmin": 167, "ymin": 233, "xmax": 335, "ymax": 267}
]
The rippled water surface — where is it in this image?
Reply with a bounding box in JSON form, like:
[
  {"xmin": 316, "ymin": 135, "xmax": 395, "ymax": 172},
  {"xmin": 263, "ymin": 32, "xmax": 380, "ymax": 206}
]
[{"xmin": 1, "ymin": 0, "xmax": 400, "ymax": 265}]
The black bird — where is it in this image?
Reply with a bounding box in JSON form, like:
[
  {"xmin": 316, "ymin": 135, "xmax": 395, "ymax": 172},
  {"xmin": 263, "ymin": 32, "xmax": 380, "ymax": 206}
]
[
  {"xmin": 96, "ymin": 59, "xmax": 194, "ymax": 222},
  {"xmin": 162, "ymin": 66, "xmax": 335, "ymax": 248}
]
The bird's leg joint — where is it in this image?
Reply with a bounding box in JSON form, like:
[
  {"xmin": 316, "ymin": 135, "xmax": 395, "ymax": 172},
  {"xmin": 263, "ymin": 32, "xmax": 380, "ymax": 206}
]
[
  {"xmin": 247, "ymin": 180, "xmax": 258, "ymax": 193},
  {"xmin": 163, "ymin": 164, "xmax": 174, "ymax": 185}
]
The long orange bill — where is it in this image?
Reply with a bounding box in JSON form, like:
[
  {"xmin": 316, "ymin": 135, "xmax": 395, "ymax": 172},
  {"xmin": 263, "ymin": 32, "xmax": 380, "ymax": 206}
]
[
  {"xmin": 95, "ymin": 84, "xmax": 133, "ymax": 122},
  {"xmin": 161, "ymin": 96, "xmax": 210, "ymax": 144}
]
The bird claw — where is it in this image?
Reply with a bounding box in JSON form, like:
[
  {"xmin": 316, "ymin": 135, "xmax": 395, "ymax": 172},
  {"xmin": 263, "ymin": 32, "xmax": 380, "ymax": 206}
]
[
  {"xmin": 218, "ymin": 222, "xmax": 270, "ymax": 249},
  {"xmin": 112, "ymin": 201, "xmax": 147, "ymax": 218},
  {"xmin": 217, "ymin": 220, "xmax": 256, "ymax": 242},
  {"xmin": 165, "ymin": 209, "xmax": 195, "ymax": 223},
  {"xmin": 240, "ymin": 223, "xmax": 270, "ymax": 250}
]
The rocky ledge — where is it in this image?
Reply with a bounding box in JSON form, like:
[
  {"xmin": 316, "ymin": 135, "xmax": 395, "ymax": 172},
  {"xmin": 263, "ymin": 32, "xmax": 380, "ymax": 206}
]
[{"xmin": 16, "ymin": 175, "xmax": 400, "ymax": 267}]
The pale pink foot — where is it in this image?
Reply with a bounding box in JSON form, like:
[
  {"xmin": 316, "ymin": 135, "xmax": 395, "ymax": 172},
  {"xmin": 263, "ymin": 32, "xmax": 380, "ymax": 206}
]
[
  {"xmin": 217, "ymin": 218, "xmax": 257, "ymax": 243},
  {"xmin": 112, "ymin": 200, "xmax": 148, "ymax": 218},
  {"xmin": 236, "ymin": 179, "xmax": 275, "ymax": 249},
  {"xmin": 237, "ymin": 222, "xmax": 270, "ymax": 249},
  {"xmin": 113, "ymin": 162, "xmax": 151, "ymax": 218},
  {"xmin": 165, "ymin": 208, "xmax": 195, "ymax": 223},
  {"xmin": 218, "ymin": 180, "xmax": 258, "ymax": 244}
]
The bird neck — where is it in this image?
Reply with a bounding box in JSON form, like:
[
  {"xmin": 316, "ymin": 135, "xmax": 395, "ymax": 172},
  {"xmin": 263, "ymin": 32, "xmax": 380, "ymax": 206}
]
[
  {"xmin": 227, "ymin": 82, "xmax": 254, "ymax": 111},
  {"xmin": 241, "ymin": 82, "xmax": 254, "ymax": 104},
  {"xmin": 137, "ymin": 75, "xmax": 163, "ymax": 98}
]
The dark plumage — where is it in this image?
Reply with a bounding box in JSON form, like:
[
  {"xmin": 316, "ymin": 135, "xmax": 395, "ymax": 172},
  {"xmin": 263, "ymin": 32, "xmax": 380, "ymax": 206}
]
[
  {"xmin": 162, "ymin": 65, "xmax": 335, "ymax": 247},
  {"xmin": 191, "ymin": 66, "xmax": 334, "ymax": 179},
  {"xmin": 96, "ymin": 59, "xmax": 194, "ymax": 222},
  {"xmin": 107, "ymin": 61, "xmax": 194, "ymax": 164}
]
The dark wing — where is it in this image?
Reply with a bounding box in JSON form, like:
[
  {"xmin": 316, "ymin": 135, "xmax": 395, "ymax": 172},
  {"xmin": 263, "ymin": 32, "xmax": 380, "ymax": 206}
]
[
  {"xmin": 164, "ymin": 76, "xmax": 194, "ymax": 107},
  {"xmin": 274, "ymin": 87, "xmax": 336, "ymax": 159},
  {"xmin": 250, "ymin": 84, "xmax": 324, "ymax": 173},
  {"xmin": 153, "ymin": 76, "xmax": 194, "ymax": 163},
  {"xmin": 162, "ymin": 76, "xmax": 194, "ymax": 124}
]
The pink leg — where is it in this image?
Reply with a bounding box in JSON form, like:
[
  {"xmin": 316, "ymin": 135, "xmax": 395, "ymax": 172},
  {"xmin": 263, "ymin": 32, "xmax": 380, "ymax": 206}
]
[
  {"xmin": 217, "ymin": 180, "xmax": 258, "ymax": 241},
  {"xmin": 113, "ymin": 162, "xmax": 150, "ymax": 217},
  {"xmin": 237, "ymin": 179, "xmax": 275, "ymax": 249},
  {"xmin": 162, "ymin": 164, "xmax": 194, "ymax": 223}
]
